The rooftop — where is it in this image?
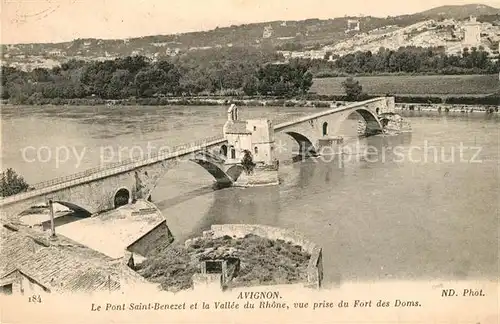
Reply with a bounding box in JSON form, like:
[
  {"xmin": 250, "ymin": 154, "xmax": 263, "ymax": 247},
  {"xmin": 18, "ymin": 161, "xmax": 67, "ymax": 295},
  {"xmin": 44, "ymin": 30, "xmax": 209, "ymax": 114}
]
[
  {"xmin": 0, "ymin": 201, "xmax": 162, "ymax": 294},
  {"xmin": 56, "ymin": 200, "xmax": 165, "ymax": 259},
  {"xmin": 0, "ymin": 224, "xmax": 125, "ymax": 293},
  {"xmin": 223, "ymin": 120, "xmax": 251, "ymax": 134}
]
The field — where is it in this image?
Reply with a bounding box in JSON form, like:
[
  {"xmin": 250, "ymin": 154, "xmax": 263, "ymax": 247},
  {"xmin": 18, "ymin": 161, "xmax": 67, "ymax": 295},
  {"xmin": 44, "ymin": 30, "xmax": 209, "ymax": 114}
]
[{"xmin": 311, "ymin": 74, "xmax": 500, "ymax": 97}]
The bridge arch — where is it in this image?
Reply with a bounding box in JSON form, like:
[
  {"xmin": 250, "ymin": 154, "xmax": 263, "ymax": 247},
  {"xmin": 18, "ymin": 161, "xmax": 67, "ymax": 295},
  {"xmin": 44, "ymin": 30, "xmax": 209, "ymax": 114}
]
[
  {"xmin": 189, "ymin": 158, "xmax": 234, "ymax": 189},
  {"xmin": 10, "ymin": 199, "xmax": 92, "ymax": 227},
  {"xmin": 14, "ymin": 200, "xmax": 91, "ymax": 217},
  {"xmin": 336, "ymin": 107, "xmax": 383, "ymax": 136},
  {"xmin": 285, "ymin": 131, "xmax": 318, "ymax": 157},
  {"xmin": 53, "ymin": 201, "xmax": 92, "ymax": 216},
  {"xmin": 114, "ymin": 187, "xmax": 130, "ymax": 208},
  {"xmin": 135, "ymin": 144, "xmax": 243, "ymax": 201},
  {"xmin": 322, "ymin": 122, "xmax": 328, "ymax": 136},
  {"xmin": 226, "ymin": 165, "xmax": 245, "ymax": 181},
  {"xmin": 349, "ymin": 107, "xmax": 383, "ymax": 135}
]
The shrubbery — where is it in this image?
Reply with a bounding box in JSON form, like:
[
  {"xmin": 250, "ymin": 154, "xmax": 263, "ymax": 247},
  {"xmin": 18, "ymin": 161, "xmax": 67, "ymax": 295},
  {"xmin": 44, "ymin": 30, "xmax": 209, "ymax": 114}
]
[
  {"xmin": 393, "ymin": 96, "xmax": 443, "ymax": 104},
  {"xmin": 306, "ymin": 46, "xmax": 500, "ymax": 77},
  {"xmin": 444, "ymin": 96, "xmax": 500, "ymax": 106},
  {"xmin": 1, "ymin": 168, "xmax": 31, "ymax": 197}
]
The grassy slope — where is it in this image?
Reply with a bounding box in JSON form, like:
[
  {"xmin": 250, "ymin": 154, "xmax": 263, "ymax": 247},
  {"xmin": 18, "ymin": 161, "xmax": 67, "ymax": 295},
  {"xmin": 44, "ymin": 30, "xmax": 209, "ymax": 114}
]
[{"xmin": 311, "ymin": 74, "xmax": 500, "ymax": 96}]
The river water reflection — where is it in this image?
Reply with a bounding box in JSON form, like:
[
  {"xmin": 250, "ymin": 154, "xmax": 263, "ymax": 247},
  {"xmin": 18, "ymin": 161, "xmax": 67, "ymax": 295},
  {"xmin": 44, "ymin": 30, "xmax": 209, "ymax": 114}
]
[{"xmin": 1, "ymin": 105, "xmax": 498, "ymax": 286}]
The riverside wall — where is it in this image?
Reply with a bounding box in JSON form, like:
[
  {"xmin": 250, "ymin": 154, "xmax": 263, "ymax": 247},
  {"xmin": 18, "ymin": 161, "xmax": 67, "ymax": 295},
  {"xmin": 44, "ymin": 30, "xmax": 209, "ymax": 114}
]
[
  {"xmin": 125, "ymin": 97, "xmax": 500, "ymax": 113},
  {"xmin": 395, "ymin": 103, "xmax": 499, "ymax": 113}
]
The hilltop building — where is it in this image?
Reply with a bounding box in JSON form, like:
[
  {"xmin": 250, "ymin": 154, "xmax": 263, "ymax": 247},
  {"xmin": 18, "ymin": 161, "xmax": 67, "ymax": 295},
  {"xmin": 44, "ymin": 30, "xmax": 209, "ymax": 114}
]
[
  {"xmin": 463, "ymin": 16, "xmax": 481, "ymax": 48},
  {"xmin": 346, "ymin": 19, "xmax": 360, "ymax": 33},
  {"xmin": 263, "ymin": 25, "xmax": 273, "ymax": 39}
]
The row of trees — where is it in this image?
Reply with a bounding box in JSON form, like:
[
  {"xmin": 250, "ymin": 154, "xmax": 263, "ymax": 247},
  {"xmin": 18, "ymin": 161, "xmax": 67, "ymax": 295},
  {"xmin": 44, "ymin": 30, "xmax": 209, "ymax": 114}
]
[
  {"xmin": 2, "ymin": 45, "xmax": 498, "ymax": 104},
  {"xmin": 2, "ymin": 47, "xmax": 315, "ymax": 103},
  {"xmin": 311, "ymin": 46, "xmax": 499, "ymax": 76}
]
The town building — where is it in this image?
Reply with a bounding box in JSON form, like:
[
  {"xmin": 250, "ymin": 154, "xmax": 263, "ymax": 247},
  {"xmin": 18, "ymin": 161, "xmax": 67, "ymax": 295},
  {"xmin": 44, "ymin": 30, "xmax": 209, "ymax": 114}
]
[
  {"xmin": 0, "ymin": 200, "xmax": 168, "ymax": 296},
  {"xmin": 0, "ymin": 223, "xmax": 151, "ymax": 295}
]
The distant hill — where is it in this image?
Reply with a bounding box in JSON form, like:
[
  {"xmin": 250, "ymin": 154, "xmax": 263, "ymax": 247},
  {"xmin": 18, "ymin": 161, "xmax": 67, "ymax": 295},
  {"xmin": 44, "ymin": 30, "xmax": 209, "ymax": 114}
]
[
  {"xmin": 2, "ymin": 3, "xmax": 499, "ymax": 70},
  {"xmin": 327, "ymin": 15, "xmax": 500, "ymax": 57},
  {"xmin": 417, "ymin": 4, "xmax": 500, "ymax": 19}
]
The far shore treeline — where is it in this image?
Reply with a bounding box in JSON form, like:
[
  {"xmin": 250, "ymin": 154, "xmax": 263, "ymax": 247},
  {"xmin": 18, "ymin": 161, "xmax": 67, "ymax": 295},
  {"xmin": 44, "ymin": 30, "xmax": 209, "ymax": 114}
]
[{"xmin": 1, "ymin": 46, "xmax": 499, "ymax": 105}]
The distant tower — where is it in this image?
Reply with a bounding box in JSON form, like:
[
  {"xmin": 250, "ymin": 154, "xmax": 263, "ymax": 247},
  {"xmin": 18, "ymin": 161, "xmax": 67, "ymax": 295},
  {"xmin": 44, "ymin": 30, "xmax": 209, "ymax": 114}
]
[
  {"xmin": 346, "ymin": 19, "xmax": 360, "ymax": 33},
  {"xmin": 463, "ymin": 16, "xmax": 481, "ymax": 48},
  {"xmin": 397, "ymin": 31, "xmax": 405, "ymax": 45},
  {"xmin": 263, "ymin": 25, "xmax": 273, "ymax": 39}
]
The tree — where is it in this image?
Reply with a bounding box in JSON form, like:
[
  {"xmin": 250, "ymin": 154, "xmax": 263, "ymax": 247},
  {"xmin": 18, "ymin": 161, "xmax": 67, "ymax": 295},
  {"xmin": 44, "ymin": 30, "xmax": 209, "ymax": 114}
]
[
  {"xmin": 1, "ymin": 168, "xmax": 30, "ymax": 197},
  {"xmin": 30, "ymin": 68, "xmax": 51, "ymax": 83},
  {"xmin": 256, "ymin": 61, "xmax": 313, "ymax": 97},
  {"xmin": 241, "ymin": 150, "xmax": 256, "ymax": 175},
  {"xmin": 156, "ymin": 60, "xmax": 181, "ymax": 95},
  {"xmin": 242, "ymin": 75, "xmax": 259, "ymax": 96},
  {"xmin": 134, "ymin": 67, "xmax": 167, "ymax": 97},
  {"xmin": 107, "ymin": 69, "xmax": 132, "ymax": 98},
  {"xmin": 341, "ymin": 77, "xmax": 363, "ymax": 101}
]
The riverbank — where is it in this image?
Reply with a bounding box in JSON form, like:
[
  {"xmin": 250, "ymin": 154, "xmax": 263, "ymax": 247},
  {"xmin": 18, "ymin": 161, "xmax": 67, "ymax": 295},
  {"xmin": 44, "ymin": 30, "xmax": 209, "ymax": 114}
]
[{"xmin": 1, "ymin": 94, "xmax": 499, "ymax": 108}]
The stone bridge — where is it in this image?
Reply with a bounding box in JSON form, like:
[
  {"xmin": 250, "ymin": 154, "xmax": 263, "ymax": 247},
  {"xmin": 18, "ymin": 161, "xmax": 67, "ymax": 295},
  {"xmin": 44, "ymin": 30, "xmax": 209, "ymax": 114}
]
[
  {"xmin": 274, "ymin": 97, "xmax": 395, "ymax": 156},
  {"xmin": 0, "ymin": 137, "xmax": 231, "ymax": 220},
  {"xmin": 0, "ymin": 97, "xmax": 395, "ymax": 220}
]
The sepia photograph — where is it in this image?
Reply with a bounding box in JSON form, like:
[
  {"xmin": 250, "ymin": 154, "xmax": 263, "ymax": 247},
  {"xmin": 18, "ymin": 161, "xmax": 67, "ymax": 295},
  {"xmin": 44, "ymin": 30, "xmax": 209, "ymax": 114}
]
[{"xmin": 0, "ymin": 0, "xmax": 498, "ymax": 323}]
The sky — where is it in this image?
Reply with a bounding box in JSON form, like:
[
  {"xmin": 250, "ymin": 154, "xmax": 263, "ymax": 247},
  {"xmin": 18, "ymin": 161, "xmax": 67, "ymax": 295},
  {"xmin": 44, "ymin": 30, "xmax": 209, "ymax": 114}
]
[{"xmin": 1, "ymin": 0, "xmax": 500, "ymax": 44}]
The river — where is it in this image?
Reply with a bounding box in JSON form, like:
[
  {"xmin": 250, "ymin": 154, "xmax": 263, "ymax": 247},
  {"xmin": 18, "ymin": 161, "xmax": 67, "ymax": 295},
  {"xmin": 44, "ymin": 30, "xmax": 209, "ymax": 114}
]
[{"xmin": 1, "ymin": 105, "xmax": 498, "ymax": 286}]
